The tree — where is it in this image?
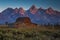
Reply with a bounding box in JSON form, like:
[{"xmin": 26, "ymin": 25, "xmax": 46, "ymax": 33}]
[{"xmin": 5, "ymin": 22, "xmax": 8, "ymax": 25}]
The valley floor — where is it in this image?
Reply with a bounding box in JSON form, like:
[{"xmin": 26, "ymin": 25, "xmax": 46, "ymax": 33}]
[{"xmin": 0, "ymin": 25, "xmax": 60, "ymax": 40}]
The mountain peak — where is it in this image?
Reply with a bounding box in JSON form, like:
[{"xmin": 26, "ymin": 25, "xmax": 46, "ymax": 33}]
[
  {"xmin": 1, "ymin": 7, "xmax": 13, "ymax": 14},
  {"xmin": 48, "ymin": 7, "xmax": 54, "ymax": 11},
  {"xmin": 14, "ymin": 8, "xmax": 19, "ymax": 13},
  {"xmin": 5, "ymin": 7, "xmax": 13, "ymax": 11},
  {"xmin": 30, "ymin": 5, "xmax": 36, "ymax": 9},
  {"xmin": 38, "ymin": 7, "xmax": 44, "ymax": 11},
  {"xmin": 30, "ymin": 5, "xmax": 38, "ymax": 14},
  {"xmin": 46, "ymin": 7, "xmax": 55, "ymax": 14},
  {"xmin": 19, "ymin": 7, "xmax": 25, "ymax": 15}
]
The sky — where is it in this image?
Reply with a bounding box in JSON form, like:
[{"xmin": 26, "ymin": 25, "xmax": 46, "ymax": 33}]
[{"xmin": 0, "ymin": 0, "xmax": 60, "ymax": 12}]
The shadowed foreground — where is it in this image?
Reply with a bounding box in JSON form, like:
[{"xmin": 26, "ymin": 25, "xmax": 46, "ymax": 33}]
[
  {"xmin": 0, "ymin": 17, "xmax": 60, "ymax": 40},
  {"xmin": 0, "ymin": 25, "xmax": 60, "ymax": 40}
]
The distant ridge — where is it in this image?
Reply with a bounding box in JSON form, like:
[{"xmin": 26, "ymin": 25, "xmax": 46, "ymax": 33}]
[{"xmin": 0, "ymin": 5, "xmax": 60, "ymax": 25}]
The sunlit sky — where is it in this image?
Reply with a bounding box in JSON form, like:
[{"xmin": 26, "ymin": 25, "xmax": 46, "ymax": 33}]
[{"xmin": 0, "ymin": 0, "xmax": 60, "ymax": 12}]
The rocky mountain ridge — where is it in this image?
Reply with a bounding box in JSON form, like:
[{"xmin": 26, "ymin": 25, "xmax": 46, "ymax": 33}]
[{"xmin": 0, "ymin": 5, "xmax": 60, "ymax": 25}]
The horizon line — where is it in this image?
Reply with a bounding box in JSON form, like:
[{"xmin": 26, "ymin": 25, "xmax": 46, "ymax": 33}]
[{"xmin": 0, "ymin": 6, "xmax": 60, "ymax": 13}]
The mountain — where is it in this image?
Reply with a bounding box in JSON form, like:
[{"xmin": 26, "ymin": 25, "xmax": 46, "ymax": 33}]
[
  {"xmin": 29, "ymin": 5, "xmax": 38, "ymax": 14},
  {"xmin": 46, "ymin": 7, "xmax": 55, "ymax": 14},
  {"xmin": 0, "ymin": 5, "xmax": 60, "ymax": 25},
  {"xmin": 26, "ymin": 5, "xmax": 60, "ymax": 25},
  {"xmin": 14, "ymin": 8, "xmax": 19, "ymax": 13}
]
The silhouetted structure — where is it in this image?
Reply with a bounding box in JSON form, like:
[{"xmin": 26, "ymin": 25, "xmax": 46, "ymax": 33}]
[{"xmin": 16, "ymin": 17, "xmax": 31, "ymax": 24}]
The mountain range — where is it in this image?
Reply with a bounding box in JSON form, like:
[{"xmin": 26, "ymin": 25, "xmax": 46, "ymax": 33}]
[{"xmin": 0, "ymin": 5, "xmax": 60, "ymax": 25}]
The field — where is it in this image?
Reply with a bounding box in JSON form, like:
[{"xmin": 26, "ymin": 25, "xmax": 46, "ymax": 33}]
[{"xmin": 0, "ymin": 25, "xmax": 60, "ymax": 40}]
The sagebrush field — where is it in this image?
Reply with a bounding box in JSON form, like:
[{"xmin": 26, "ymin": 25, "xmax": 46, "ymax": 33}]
[{"xmin": 0, "ymin": 25, "xmax": 60, "ymax": 40}]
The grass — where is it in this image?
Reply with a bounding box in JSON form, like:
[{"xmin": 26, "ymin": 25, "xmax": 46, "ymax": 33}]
[{"xmin": 0, "ymin": 25, "xmax": 60, "ymax": 40}]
